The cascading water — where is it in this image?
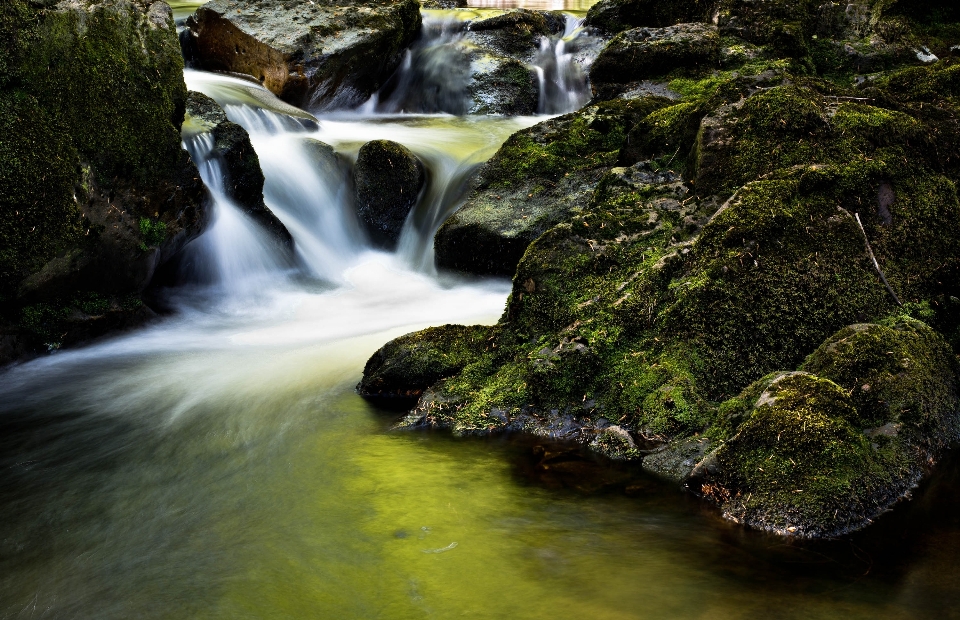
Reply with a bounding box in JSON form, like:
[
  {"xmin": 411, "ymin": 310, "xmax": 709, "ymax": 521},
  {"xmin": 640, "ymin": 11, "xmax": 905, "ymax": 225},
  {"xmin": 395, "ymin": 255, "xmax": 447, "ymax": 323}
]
[
  {"xmin": 533, "ymin": 14, "xmax": 595, "ymax": 114},
  {"xmin": 183, "ymin": 69, "xmax": 540, "ymax": 278},
  {"xmin": 179, "ymin": 131, "xmax": 292, "ymax": 297}
]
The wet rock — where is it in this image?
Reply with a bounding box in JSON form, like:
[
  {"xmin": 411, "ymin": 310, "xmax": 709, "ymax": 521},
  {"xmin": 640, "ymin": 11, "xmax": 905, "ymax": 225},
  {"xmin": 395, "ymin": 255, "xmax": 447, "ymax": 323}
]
[
  {"xmin": 357, "ymin": 324, "xmax": 490, "ymax": 405},
  {"xmin": 184, "ymin": 92, "xmax": 292, "ymax": 250},
  {"xmin": 466, "ymin": 9, "xmax": 564, "ymax": 57},
  {"xmin": 354, "ymin": 140, "xmax": 425, "ymax": 248},
  {"xmin": 434, "ymin": 95, "xmax": 671, "ymax": 276},
  {"xmin": 699, "ymin": 348, "xmax": 959, "ymax": 537},
  {"xmin": 589, "ymin": 425, "xmax": 640, "ymax": 460},
  {"xmin": 468, "ymin": 55, "xmax": 539, "ymax": 116},
  {"xmin": 585, "ymin": 0, "xmax": 714, "ymax": 35},
  {"xmin": 642, "ymin": 436, "xmax": 712, "ymax": 483},
  {"xmin": 590, "ymin": 23, "xmax": 720, "ymax": 100},
  {"xmin": 1, "ymin": 0, "xmax": 206, "ymax": 363},
  {"xmin": 185, "ymin": 0, "xmax": 422, "ymax": 109}
]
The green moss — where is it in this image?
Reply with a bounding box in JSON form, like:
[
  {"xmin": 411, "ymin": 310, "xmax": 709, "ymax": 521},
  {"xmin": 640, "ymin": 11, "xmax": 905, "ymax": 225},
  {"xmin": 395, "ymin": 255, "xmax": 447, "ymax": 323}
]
[
  {"xmin": 0, "ymin": 89, "xmax": 84, "ymax": 295},
  {"xmin": 711, "ymin": 372, "xmax": 913, "ymax": 536},
  {"xmin": 138, "ymin": 217, "xmax": 168, "ymax": 250},
  {"xmin": 19, "ymin": 0, "xmax": 187, "ymax": 186},
  {"xmin": 802, "ymin": 317, "xmax": 959, "ymax": 437}
]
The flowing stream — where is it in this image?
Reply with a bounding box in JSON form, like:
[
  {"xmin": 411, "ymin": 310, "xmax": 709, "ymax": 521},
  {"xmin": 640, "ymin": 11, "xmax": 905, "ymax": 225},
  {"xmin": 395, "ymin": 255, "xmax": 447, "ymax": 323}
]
[{"xmin": 2, "ymin": 3, "xmax": 960, "ymax": 619}]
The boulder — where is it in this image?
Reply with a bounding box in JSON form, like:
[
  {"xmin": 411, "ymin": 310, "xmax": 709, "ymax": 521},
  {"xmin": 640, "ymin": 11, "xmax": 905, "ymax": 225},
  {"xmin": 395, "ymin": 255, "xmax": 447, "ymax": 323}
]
[
  {"xmin": 585, "ymin": 0, "xmax": 714, "ymax": 35},
  {"xmin": 185, "ymin": 0, "xmax": 422, "ymax": 110},
  {"xmin": 434, "ymin": 96, "xmax": 671, "ymax": 276},
  {"xmin": 590, "ymin": 23, "xmax": 720, "ymax": 100},
  {"xmin": 184, "ymin": 91, "xmax": 292, "ymax": 250},
  {"xmin": 358, "ymin": 324, "xmax": 490, "ymax": 405},
  {"xmin": 465, "ymin": 9, "xmax": 564, "ymax": 57},
  {"xmin": 1, "ymin": 0, "xmax": 206, "ymax": 362},
  {"xmin": 354, "ymin": 139, "xmax": 425, "ymax": 248}
]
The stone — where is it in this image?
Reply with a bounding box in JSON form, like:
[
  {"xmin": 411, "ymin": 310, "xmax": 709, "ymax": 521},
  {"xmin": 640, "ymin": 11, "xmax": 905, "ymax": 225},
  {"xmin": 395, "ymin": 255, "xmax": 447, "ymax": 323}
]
[
  {"xmin": 1, "ymin": 0, "xmax": 207, "ymax": 362},
  {"xmin": 184, "ymin": 91, "xmax": 292, "ymax": 250},
  {"xmin": 354, "ymin": 140, "xmax": 425, "ymax": 248},
  {"xmin": 590, "ymin": 23, "xmax": 720, "ymax": 100},
  {"xmin": 185, "ymin": 0, "xmax": 422, "ymax": 110},
  {"xmin": 585, "ymin": 0, "xmax": 714, "ymax": 35}
]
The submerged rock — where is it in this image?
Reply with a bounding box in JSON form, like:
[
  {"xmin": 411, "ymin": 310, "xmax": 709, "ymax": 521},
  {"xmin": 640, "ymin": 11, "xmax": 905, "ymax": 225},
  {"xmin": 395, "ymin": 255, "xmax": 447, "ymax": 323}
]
[
  {"xmin": 185, "ymin": 0, "xmax": 421, "ymax": 109},
  {"xmin": 184, "ymin": 91, "xmax": 292, "ymax": 250},
  {"xmin": 353, "ymin": 140, "xmax": 425, "ymax": 248},
  {"xmin": 1, "ymin": 0, "xmax": 206, "ymax": 362}
]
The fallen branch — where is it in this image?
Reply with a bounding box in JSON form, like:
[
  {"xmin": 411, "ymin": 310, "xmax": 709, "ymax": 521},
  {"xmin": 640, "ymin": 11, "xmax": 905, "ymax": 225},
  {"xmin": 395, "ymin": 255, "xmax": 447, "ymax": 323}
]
[{"xmin": 854, "ymin": 211, "xmax": 902, "ymax": 306}]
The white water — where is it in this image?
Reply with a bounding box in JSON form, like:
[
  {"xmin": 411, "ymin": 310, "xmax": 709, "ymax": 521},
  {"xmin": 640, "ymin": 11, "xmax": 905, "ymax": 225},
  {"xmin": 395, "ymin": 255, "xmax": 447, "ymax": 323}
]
[{"xmin": 368, "ymin": 11, "xmax": 592, "ymax": 117}]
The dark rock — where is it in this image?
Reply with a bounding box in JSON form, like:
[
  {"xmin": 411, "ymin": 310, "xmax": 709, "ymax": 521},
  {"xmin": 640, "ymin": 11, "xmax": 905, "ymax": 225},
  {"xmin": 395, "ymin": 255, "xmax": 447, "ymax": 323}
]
[
  {"xmin": 186, "ymin": 0, "xmax": 422, "ymax": 110},
  {"xmin": 590, "ymin": 23, "xmax": 720, "ymax": 100},
  {"xmin": 466, "ymin": 9, "xmax": 563, "ymax": 56},
  {"xmin": 184, "ymin": 91, "xmax": 292, "ymax": 250},
  {"xmin": 354, "ymin": 139, "xmax": 425, "ymax": 248},
  {"xmin": 1, "ymin": 0, "xmax": 207, "ymax": 363},
  {"xmin": 434, "ymin": 96, "xmax": 671, "ymax": 276},
  {"xmin": 357, "ymin": 324, "xmax": 490, "ymax": 404},
  {"xmin": 585, "ymin": 0, "xmax": 714, "ymax": 35}
]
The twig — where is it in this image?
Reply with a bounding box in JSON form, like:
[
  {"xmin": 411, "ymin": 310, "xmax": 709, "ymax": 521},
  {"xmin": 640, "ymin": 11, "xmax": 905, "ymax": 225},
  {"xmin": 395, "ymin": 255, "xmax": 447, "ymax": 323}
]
[{"xmin": 854, "ymin": 212, "xmax": 902, "ymax": 306}]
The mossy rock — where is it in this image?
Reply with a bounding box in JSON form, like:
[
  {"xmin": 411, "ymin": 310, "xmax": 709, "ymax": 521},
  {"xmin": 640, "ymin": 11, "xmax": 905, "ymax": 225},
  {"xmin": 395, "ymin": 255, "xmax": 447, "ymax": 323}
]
[
  {"xmin": 707, "ymin": 372, "xmax": 918, "ymax": 537},
  {"xmin": 802, "ymin": 317, "xmax": 959, "ymax": 441},
  {"xmin": 435, "ymin": 96, "xmax": 672, "ymax": 276},
  {"xmin": 590, "ymin": 23, "xmax": 721, "ymax": 101},
  {"xmin": 1, "ymin": 0, "xmax": 206, "ymax": 363},
  {"xmin": 585, "ymin": 0, "xmax": 715, "ymax": 35},
  {"xmin": 358, "ymin": 324, "xmax": 492, "ymax": 405},
  {"xmin": 354, "ymin": 139, "xmax": 425, "ymax": 248}
]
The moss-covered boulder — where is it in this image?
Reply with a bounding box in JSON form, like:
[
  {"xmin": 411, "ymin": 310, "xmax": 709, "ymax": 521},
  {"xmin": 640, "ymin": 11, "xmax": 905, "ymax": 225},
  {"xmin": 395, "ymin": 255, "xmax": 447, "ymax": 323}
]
[
  {"xmin": 702, "ymin": 323, "xmax": 959, "ymax": 537},
  {"xmin": 1, "ymin": 0, "xmax": 207, "ymax": 363},
  {"xmin": 434, "ymin": 95, "xmax": 672, "ymax": 275},
  {"xmin": 368, "ymin": 53, "xmax": 960, "ymax": 536},
  {"xmin": 357, "ymin": 324, "xmax": 490, "ymax": 405},
  {"xmin": 354, "ymin": 139, "xmax": 426, "ymax": 248},
  {"xmin": 590, "ymin": 23, "xmax": 721, "ymax": 100},
  {"xmin": 184, "ymin": 91, "xmax": 292, "ymax": 250},
  {"xmin": 585, "ymin": 0, "xmax": 714, "ymax": 35},
  {"xmin": 466, "ymin": 9, "xmax": 564, "ymax": 57},
  {"xmin": 185, "ymin": 0, "xmax": 422, "ymax": 110}
]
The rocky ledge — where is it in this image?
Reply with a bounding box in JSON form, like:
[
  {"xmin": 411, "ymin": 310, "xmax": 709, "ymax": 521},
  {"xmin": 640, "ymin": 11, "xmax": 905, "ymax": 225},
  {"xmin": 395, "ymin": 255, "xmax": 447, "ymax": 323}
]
[
  {"xmin": 184, "ymin": 0, "xmax": 422, "ymax": 109},
  {"xmin": 363, "ymin": 0, "xmax": 960, "ymax": 538}
]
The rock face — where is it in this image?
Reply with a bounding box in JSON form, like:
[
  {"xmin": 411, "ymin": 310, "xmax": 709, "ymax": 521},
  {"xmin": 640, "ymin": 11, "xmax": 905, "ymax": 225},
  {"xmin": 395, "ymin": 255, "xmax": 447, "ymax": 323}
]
[
  {"xmin": 368, "ymin": 47, "xmax": 960, "ymax": 537},
  {"xmin": 353, "ymin": 140, "xmax": 425, "ymax": 248},
  {"xmin": 590, "ymin": 23, "xmax": 720, "ymax": 100},
  {"xmin": 1, "ymin": 0, "xmax": 206, "ymax": 363},
  {"xmin": 434, "ymin": 96, "xmax": 672, "ymax": 276},
  {"xmin": 184, "ymin": 0, "xmax": 422, "ymax": 110},
  {"xmin": 585, "ymin": 0, "xmax": 714, "ymax": 34},
  {"xmin": 184, "ymin": 91, "xmax": 292, "ymax": 249}
]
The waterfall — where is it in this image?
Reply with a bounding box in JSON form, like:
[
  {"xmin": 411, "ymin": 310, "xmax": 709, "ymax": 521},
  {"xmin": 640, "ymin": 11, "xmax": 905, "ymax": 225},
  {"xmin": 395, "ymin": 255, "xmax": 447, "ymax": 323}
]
[
  {"xmin": 533, "ymin": 15, "xmax": 593, "ymax": 115},
  {"xmin": 179, "ymin": 132, "xmax": 291, "ymax": 296}
]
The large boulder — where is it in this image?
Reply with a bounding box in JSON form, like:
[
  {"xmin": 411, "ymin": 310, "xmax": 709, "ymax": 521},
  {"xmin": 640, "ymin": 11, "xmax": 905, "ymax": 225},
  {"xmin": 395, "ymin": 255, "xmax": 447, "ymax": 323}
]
[
  {"xmin": 184, "ymin": 91, "xmax": 292, "ymax": 250},
  {"xmin": 590, "ymin": 23, "xmax": 720, "ymax": 100},
  {"xmin": 185, "ymin": 0, "xmax": 422, "ymax": 110},
  {"xmin": 434, "ymin": 96, "xmax": 671, "ymax": 276},
  {"xmin": 365, "ymin": 60, "xmax": 960, "ymax": 538},
  {"xmin": 585, "ymin": 0, "xmax": 714, "ymax": 34},
  {"xmin": 353, "ymin": 139, "xmax": 425, "ymax": 248},
  {"xmin": 1, "ymin": 0, "xmax": 206, "ymax": 362}
]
